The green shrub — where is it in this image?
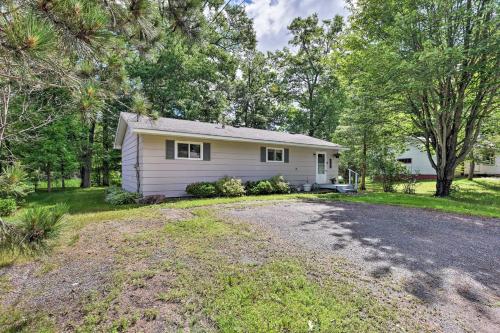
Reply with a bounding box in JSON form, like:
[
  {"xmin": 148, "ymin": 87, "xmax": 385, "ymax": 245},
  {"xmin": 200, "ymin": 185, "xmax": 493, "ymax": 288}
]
[
  {"xmin": 0, "ymin": 204, "xmax": 68, "ymax": 254},
  {"xmin": 105, "ymin": 187, "xmax": 140, "ymax": 205},
  {"xmin": 370, "ymin": 153, "xmax": 406, "ymax": 192},
  {"xmin": 246, "ymin": 180, "xmax": 274, "ymax": 195},
  {"xmin": 400, "ymin": 172, "xmax": 417, "ymax": 194},
  {"xmin": 186, "ymin": 182, "xmax": 217, "ymax": 197},
  {"xmin": 0, "ymin": 162, "xmax": 34, "ymax": 202},
  {"xmin": 215, "ymin": 177, "xmax": 246, "ymax": 197},
  {"xmin": 269, "ymin": 175, "xmax": 290, "ymax": 194},
  {"xmin": 0, "ymin": 198, "xmax": 17, "ymax": 216},
  {"xmin": 18, "ymin": 204, "xmax": 68, "ymax": 249}
]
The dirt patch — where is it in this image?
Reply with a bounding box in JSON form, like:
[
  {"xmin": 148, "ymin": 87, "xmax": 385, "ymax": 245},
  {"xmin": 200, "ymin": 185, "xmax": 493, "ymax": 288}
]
[{"xmin": 0, "ymin": 210, "xmax": 190, "ymax": 331}]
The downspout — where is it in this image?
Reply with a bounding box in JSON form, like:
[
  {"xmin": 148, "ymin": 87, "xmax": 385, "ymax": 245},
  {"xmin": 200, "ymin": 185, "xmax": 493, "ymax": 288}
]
[
  {"xmin": 135, "ymin": 133, "xmax": 140, "ymax": 194},
  {"xmin": 135, "ymin": 113, "xmax": 141, "ymax": 194}
]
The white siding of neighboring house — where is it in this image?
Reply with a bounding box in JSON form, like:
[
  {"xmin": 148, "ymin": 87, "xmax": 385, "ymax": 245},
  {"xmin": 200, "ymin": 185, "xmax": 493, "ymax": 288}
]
[
  {"xmin": 464, "ymin": 155, "xmax": 500, "ymax": 176},
  {"xmin": 138, "ymin": 134, "xmax": 339, "ymax": 197},
  {"xmin": 396, "ymin": 142, "xmax": 436, "ymax": 176},
  {"xmin": 121, "ymin": 126, "xmax": 140, "ymax": 192}
]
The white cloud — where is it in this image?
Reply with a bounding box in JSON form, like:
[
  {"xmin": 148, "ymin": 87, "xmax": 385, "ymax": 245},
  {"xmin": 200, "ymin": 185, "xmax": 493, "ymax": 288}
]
[{"xmin": 245, "ymin": 0, "xmax": 348, "ymax": 52}]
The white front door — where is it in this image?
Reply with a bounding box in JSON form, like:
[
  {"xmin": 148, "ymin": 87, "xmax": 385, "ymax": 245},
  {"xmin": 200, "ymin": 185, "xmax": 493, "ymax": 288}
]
[{"xmin": 316, "ymin": 152, "xmax": 327, "ymax": 183}]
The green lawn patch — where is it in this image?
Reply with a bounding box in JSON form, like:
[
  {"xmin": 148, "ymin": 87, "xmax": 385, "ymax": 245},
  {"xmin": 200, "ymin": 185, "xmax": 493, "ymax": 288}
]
[
  {"xmin": 160, "ymin": 209, "xmax": 404, "ymax": 332},
  {"xmin": 324, "ymin": 178, "xmax": 500, "ymax": 218},
  {"xmin": 210, "ymin": 260, "xmax": 395, "ymax": 332}
]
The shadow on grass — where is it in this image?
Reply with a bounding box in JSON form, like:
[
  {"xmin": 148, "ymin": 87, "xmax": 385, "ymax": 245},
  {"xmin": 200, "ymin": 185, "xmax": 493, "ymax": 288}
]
[
  {"xmin": 247, "ymin": 200, "xmax": 500, "ymax": 311},
  {"xmin": 471, "ymin": 179, "xmax": 500, "ymax": 191},
  {"xmin": 22, "ymin": 187, "xmax": 139, "ymax": 215}
]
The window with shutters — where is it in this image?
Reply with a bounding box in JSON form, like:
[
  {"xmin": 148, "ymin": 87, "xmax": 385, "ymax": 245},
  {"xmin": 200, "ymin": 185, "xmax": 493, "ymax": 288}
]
[
  {"xmin": 176, "ymin": 141, "xmax": 203, "ymax": 160},
  {"xmin": 266, "ymin": 147, "xmax": 284, "ymax": 162}
]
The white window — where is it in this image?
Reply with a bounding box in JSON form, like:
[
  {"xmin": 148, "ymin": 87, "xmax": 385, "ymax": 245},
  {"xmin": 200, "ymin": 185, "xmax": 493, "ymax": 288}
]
[
  {"xmin": 176, "ymin": 141, "xmax": 203, "ymax": 160},
  {"xmin": 266, "ymin": 147, "xmax": 284, "ymax": 162}
]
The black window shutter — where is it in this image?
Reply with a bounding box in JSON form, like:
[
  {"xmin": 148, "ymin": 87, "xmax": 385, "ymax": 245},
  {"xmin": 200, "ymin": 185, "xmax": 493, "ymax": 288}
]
[
  {"xmin": 203, "ymin": 143, "xmax": 211, "ymax": 161},
  {"xmin": 166, "ymin": 140, "xmax": 175, "ymax": 159},
  {"xmin": 260, "ymin": 147, "xmax": 266, "ymax": 162},
  {"xmin": 329, "ymin": 158, "xmax": 332, "ymax": 168},
  {"xmin": 284, "ymin": 148, "xmax": 289, "ymax": 163}
]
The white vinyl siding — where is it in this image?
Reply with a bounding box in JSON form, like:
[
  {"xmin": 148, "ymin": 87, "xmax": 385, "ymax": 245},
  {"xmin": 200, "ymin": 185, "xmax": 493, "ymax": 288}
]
[
  {"xmin": 121, "ymin": 126, "xmax": 141, "ymax": 192},
  {"xmin": 138, "ymin": 134, "xmax": 339, "ymax": 197},
  {"xmin": 396, "ymin": 142, "xmax": 437, "ymax": 176}
]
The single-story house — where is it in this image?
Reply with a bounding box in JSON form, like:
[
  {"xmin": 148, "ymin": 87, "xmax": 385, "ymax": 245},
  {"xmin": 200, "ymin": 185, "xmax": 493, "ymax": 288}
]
[
  {"xmin": 464, "ymin": 152, "xmax": 500, "ymax": 176},
  {"xmin": 396, "ymin": 138, "xmax": 437, "ymax": 179},
  {"xmin": 114, "ymin": 112, "xmax": 342, "ymax": 197}
]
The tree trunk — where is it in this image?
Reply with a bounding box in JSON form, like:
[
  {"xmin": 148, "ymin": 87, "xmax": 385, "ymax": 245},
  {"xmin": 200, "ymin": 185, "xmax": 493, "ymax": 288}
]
[
  {"xmin": 80, "ymin": 166, "xmax": 84, "ymax": 187},
  {"xmin": 61, "ymin": 161, "xmax": 65, "ymax": 189},
  {"xmin": 46, "ymin": 167, "xmax": 52, "ymax": 193},
  {"xmin": 102, "ymin": 112, "xmax": 111, "ymax": 187},
  {"xmin": 468, "ymin": 151, "xmax": 475, "ymax": 181},
  {"xmin": 81, "ymin": 121, "xmax": 96, "ymax": 188},
  {"xmin": 468, "ymin": 160, "xmax": 475, "ymax": 180},
  {"xmin": 435, "ymin": 176, "xmax": 453, "ymax": 197},
  {"xmin": 360, "ymin": 134, "xmax": 367, "ymax": 191}
]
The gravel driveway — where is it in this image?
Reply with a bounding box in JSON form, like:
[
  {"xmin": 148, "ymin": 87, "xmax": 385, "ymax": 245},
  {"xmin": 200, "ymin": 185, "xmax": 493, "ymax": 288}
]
[{"xmin": 225, "ymin": 200, "xmax": 500, "ymax": 333}]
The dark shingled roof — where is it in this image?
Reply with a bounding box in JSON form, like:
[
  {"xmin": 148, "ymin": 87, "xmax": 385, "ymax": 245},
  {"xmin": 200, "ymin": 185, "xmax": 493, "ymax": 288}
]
[{"xmin": 119, "ymin": 112, "xmax": 340, "ymax": 148}]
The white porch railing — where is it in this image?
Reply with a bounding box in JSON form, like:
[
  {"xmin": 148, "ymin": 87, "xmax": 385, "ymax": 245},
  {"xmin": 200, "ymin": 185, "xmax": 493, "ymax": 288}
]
[{"xmin": 348, "ymin": 169, "xmax": 359, "ymax": 190}]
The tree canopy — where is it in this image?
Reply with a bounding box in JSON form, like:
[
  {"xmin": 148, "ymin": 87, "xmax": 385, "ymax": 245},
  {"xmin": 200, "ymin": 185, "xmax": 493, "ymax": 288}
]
[{"xmin": 0, "ymin": 0, "xmax": 498, "ymax": 196}]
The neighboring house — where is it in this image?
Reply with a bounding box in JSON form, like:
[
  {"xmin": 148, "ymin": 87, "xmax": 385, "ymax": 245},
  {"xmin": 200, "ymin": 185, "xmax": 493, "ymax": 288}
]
[
  {"xmin": 464, "ymin": 152, "xmax": 500, "ymax": 176},
  {"xmin": 114, "ymin": 112, "xmax": 341, "ymax": 197},
  {"xmin": 396, "ymin": 138, "xmax": 437, "ymax": 179}
]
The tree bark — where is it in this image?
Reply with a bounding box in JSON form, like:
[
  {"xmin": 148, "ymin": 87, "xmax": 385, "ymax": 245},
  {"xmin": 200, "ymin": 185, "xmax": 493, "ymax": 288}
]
[
  {"xmin": 61, "ymin": 161, "xmax": 65, "ymax": 189},
  {"xmin": 468, "ymin": 160, "xmax": 475, "ymax": 180},
  {"xmin": 102, "ymin": 111, "xmax": 111, "ymax": 186},
  {"xmin": 360, "ymin": 133, "xmax": 367, "ymax": 191},
  {"xmin": 81, "ymin": 121, "xmax": 96, "ymax": 188},
  {"xmin": 467, "ymin": 151, "xmax": 475, "ymax": 181},
  {"xmin": 46, "ymin": 167, "xmax": 52, "ymax": 193},
  {"xmin": 436, "ymin": 176, "xmax": 453, "ymax": 197}
]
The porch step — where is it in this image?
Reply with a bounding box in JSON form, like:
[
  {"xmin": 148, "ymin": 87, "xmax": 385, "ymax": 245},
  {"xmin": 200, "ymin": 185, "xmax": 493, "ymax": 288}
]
[{"xmin": 318, "ymin": 184, "xmax": 357, "ymax": 193}]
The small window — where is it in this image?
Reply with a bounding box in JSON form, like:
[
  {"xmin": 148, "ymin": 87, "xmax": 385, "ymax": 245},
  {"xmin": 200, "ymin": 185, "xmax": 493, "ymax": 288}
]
[
  {"xmin": 479, "ymin": 150, "xmax": 495, "ymax": 166},
  {"xmin": 398, "ymin": 158, "xmax": 412, "ymax": 164},
  {"xmin": 266, "ymin": 147, "xmax": 284, "ymax": 162},
  {"xmin": 176, "ymin": 141, "xmax": 202, "ymax": 160}
]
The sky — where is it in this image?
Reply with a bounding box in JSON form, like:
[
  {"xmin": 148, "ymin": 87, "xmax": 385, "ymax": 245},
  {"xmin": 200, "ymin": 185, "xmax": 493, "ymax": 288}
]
[{"xmin": 244, "ymin": 0, "xmax": 348, "ymax": 52}]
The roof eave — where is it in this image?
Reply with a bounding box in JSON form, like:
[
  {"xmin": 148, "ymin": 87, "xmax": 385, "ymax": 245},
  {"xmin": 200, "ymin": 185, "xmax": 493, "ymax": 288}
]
[
  {"xmin": 131, "ymin": 128, "xmax": 342, "ymax": 150},
  {"xmin": 113, "ymin": 114, "xmax": 128, "ymax": 149}
]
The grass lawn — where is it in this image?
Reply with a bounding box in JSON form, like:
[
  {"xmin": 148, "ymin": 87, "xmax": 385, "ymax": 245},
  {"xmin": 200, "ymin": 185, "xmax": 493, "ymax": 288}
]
[
  {"xmin": 324, "ymin": 177, "xmax": 500, "ymax": 218},
  {"xmin": 1, "ymin": 178, "xmax": 497, "ymax": 331},
  {"xmin": 6, "ymin": 176, "xmax": 499, "ymax": 221},
  {"xmin": 0, "ymin": 195, "xmax": 418, "ymax": 332}
]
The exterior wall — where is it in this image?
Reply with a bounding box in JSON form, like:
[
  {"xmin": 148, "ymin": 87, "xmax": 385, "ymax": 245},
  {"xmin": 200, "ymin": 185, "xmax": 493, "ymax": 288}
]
[
  {"xmin": 396, "ymin": 142, "xmax": 437, "ymax": 176},
  {"xmin": 464, "ymin": 155, "xmax": 500, "ymax": 176},
  {"xmin": 139, "ymin": 134, "xmax": 339, "ymax": 197},
  {"xmin": 121, "ymin": 126, "xmax": 140, "ymax": 192}
]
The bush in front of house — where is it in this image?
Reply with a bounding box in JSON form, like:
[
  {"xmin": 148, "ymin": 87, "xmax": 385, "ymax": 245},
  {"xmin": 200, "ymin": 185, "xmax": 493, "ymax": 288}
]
[
  {"xmin": 246, "ymin": 176, "xmax": 291, "ymax": 195},
  {"xmin": 186, "ymin": 182, "xmax": 218, "ymax": 198},
  {"xmin": 400, "ymin": 171, "xmax": 417, "ymax": 194},
  {"xmin": 246, "ymin": 180, "xmax": 274, "ymax": 195},
  {"xmin": 0, "ymin": 198, "xmax": 17, "ymax": 217},
  {"xmin": 215, "ymin": 177, "xmax": 246, "ymax": 197},
  {"xmin": 185, "ymin": 175, "xmax": 291, "ymax": 198},
  {"xmin": 105, "ymin": 187, "xmax": 140, "ymax": 205},
  {"xmin": 269, "ymin": 175, "xmax": 291, "ymax": 194}
]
